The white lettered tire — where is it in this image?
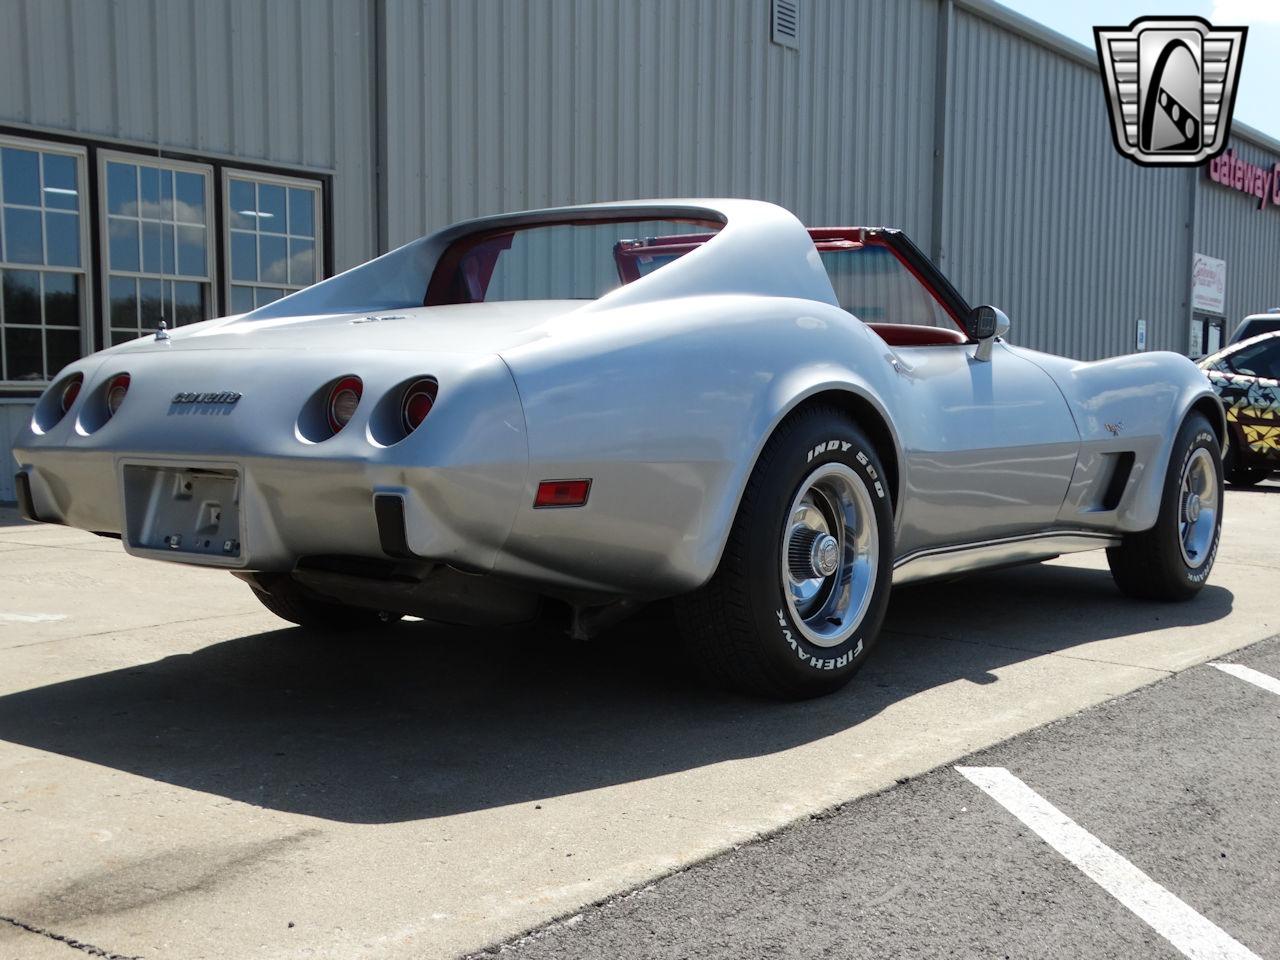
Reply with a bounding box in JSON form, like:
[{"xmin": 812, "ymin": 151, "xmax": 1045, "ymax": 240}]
[
  {"xmin": 1107, "ymin": 412, "xmax": 1223, "ymax": 600},
  {"xmin": 675, "ymin": 406, "xmax": 895, "ymax": 699}
]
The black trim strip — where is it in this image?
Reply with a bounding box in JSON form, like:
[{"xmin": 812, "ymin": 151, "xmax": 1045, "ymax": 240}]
[
  {"xmin": 14, "ymin": 471, "xmax": 38, "ymax": 523},
  {"xmin": 85, "ymin": 141, "xmax": 105, "ymax": 353},
  {"xmin": 373, "ymin": 494, "xmax": 416, "ymax": 559},
  {"xmin": 0, "ymin": 123, "xmax": 333, "ymax": 181},
  {"xmin": 212, "ymin": 167, "xmax": 226, "ymax": 318},
  {"xmin": 869, "ymin": 228, "xmax": 974, "ymax": 326}
]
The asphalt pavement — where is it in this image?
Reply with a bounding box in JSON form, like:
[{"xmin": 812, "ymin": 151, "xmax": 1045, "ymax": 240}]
[{"xmin": 479, "ymin": 636, "xmax": 1280, "ymax": 960}]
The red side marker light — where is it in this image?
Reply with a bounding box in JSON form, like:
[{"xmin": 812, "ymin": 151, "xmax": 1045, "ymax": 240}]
[{"xmin": 534, "ymin": 479, "xmax": 592, "ymax": 508}]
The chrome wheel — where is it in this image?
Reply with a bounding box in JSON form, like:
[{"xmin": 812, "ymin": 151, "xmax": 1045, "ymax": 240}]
[
  {"xmin": 780, "ymin": 462, "xmax": 879, "ymax": 648},
  {"xmin": 1178, "ymin": 447, "xmax": 1219, "ymax": 568}
]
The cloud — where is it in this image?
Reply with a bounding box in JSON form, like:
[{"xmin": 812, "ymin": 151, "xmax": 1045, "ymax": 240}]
[{"xmin": 1212, "ymin": 0, "xmax": 1280, "ymax": 24}]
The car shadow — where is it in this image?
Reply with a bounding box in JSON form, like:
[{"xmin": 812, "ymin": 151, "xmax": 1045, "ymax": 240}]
[
  {"xmin": 0, "ymin": 506, "xmax": 34, "ymax": 528},
  {"xmin": 0, "ymin": 562, "xmax": 1233, "ymax": 824},
  {"xmin": 1228, "ymin": 477, "xmax": 1280, "ymax": 492}
]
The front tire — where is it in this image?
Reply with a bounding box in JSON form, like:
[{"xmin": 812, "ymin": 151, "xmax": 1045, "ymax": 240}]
[
  {"xmin": 675, "ymin": 407, "xmax": 895, "ymax": 699},
  {"xmin": 1107, "ymin": 413, "xmax": 1222, "ymax": 601}
]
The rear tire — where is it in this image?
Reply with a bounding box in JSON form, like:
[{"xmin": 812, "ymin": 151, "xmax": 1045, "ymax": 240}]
[
  {"xmin": 243, "ymin": 574, "xmax": 400, "ymax": 632},
  {"xmin": 1106, "ymin": 413, "xmax": 1222, "ymax": 601},
  {"xmin": 675, "ymin": 407, "xmax": 894, "ymax": 699}
]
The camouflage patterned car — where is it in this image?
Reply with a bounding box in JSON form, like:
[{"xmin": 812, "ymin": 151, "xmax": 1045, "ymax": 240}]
[{"xmin": 1201, "ymin": 332, "xmax": 1280, "ymax": 486}]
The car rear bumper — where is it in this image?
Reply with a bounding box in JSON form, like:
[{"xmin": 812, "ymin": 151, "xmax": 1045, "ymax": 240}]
[
  {"xmin": 12, "ymin": 350, "xmax": 532, "ymax": 575},
  {"xmin": 15, "ymin": 443, "xmax": 527, "ymax": 575}
]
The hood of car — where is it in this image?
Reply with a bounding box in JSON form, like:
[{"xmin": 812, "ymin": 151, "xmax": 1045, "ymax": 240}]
[{"xmin": 103, "ymin": 300, "xmax": 589, "ymax": 357}]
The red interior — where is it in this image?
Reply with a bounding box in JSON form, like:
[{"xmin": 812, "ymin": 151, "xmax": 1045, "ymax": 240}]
[
  {"xmin": 615, "ymin": 227, "xmax": 971, "ymax": 347},
  {"xmin": 865, "ymin": 323, "xmax": 968, "ymax": 346},
  {"xmin": 427, "ymin": 217, "xmax": 721, "ymax": 306},
  {"xmin": 431, "ymin": 222, "xmax": 970, "ymax": 348}
]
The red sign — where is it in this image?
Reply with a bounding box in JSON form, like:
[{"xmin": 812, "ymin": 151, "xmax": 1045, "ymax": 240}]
[{"xmin": 1207, "ymin": 148, "xmax": 1280, "ymax": 211}]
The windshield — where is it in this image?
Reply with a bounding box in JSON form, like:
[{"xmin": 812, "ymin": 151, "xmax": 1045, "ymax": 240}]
[
  {"xmin": 1223, "ymin": 336, "xmax": 1280, "ymax": 378},
  {"xmin": 426, "ymin": 218, "xmax": 721, "ymax": 305}
]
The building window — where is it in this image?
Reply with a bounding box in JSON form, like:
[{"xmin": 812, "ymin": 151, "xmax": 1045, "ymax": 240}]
[
  {"xmin": 0, "ymin": 135, "xmax": 326, "ymax": 387},
  {"xmin": 101, "ymin": 152, "xmax": 214, "ymax": 346},
  {"xmin": 224, "ymin": 170, "xmax": 322, "ymax": 313},
  {"xmin": 0, "ymin": 137, "xmax": 89, "ymax": 385}
]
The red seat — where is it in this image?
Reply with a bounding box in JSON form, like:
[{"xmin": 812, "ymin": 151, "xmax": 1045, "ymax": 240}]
[{"xmin": 867, "ymin": 323, "xmax": 969, "ymax": 347}]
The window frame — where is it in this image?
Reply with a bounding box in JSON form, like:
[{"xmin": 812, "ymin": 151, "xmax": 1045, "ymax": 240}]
[
  {"xmin": 96, "ymin": 149, "xmax": 218, "ymax": 346},
  {"xmin": 221, "ymin": 167, "xmax": 325, "ymax": 313},
  {"xmin": 818, "ymin": 244, "xmax": 958, "ymax": 330},
  {"xmin": 0, "ymin": 133, "xmax": 93, "ymax": 390}
]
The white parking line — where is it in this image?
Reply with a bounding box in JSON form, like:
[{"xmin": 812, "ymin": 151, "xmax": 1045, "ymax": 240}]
[
  {"xmin": 1209, "ymin": 662, "xmax": 1280, "ymax": 698},
  {"xmin": 956, "ymin": 766, "xmax": 1261, "ymax": 960},
  {"xmin": 0, "ymin": 613, "xmax": 67, "ymax": 623}
]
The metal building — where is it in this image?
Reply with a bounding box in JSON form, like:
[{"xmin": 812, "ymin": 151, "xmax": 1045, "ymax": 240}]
[{"xmin": 3, "ymin": 0, "xmax": 1279, "ymax": 501}]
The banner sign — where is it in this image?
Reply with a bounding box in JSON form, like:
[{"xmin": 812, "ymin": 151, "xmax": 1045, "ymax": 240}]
[
  {"xmin": 1207, "ymin": 148, "xmax": 1280, "ymax": 211},
  {"xmin": 1191, "ymin": 253, "xmax": 1227, "ymax": 315}
]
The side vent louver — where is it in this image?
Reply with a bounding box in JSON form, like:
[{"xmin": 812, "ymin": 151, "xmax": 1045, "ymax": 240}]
[
  {"xmin": 1100, "ymin": 452, "xmax": 1136, "ymax": 512},
  {"xmin": 772, "ymin": 0, "xmax": 799, "ymax": 49}
]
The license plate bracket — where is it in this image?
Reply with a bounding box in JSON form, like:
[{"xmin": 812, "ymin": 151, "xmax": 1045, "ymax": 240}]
[{"xmin": 122, "ymin": 463, "xmax": 244, "ymax": 563}]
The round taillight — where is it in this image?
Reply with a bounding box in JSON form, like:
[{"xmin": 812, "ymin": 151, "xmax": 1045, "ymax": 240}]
[
  {"xmin": 59, "ymin": 376, "xmax": 83, "ymax": 415},
  {"xmin": 401, "ymin": 378, "xmax": 438, "ymax": 434},
  {"xmin": 105, "ymin": 374, "xmax": 131, "ymax": 417},
  {"xmin": 327, "ymin": 376, "xmax": 362, "ymax": 434}
]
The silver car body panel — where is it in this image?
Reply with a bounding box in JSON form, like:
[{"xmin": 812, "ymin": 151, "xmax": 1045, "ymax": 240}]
[
  {"xmin": 13, "ymin": 199, "xmax": 1222, "ymax": 600},
  {"xmin": 1010, "ymin": 345, "xmax": 1224, "ymax": 533},
  {"xmin": 892, "ymin": 531, "xmax": 1120, "ymax": 585}
]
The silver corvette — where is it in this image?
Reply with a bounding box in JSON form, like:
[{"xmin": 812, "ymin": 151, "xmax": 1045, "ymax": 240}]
[{"xmin": 13, "ymin": 199, "xmax": 1225, "ymax": 698}]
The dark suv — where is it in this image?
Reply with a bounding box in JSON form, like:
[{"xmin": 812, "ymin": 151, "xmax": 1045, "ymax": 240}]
[{"xmin": 1227, "ymin": 312, "xmax": 1280, "ymax": 347}]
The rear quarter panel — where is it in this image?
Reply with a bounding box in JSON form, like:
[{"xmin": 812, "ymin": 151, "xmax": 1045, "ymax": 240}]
[{"xmin": 497, "ymin": 295, "xmax": 902, "ymax": 596}]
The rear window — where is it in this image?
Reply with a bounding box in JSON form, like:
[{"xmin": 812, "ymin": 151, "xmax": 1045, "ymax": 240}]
[
  {"xmin": 427, "ymin": 219, "xmax": 720, "ymax": 305},
  {"xmin": 1236, "ymin": 317, "xmax": 1280, "ymax": 342}
]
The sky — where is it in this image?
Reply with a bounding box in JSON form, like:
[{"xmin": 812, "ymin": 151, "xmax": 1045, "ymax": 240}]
[{"xmin": 997, "ymin": 0, "xmax": 1280, "ymax": 141}]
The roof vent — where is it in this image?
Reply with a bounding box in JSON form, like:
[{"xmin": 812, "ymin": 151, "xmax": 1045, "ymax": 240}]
[{"xmin": 772, "ymin": 0, "xmax": 799, "ymax": 49}]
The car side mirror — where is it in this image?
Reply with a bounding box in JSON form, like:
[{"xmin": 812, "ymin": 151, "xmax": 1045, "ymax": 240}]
[{"xmin": 969, "ymin": 305, "xmax": 1010, "ymax": 362}]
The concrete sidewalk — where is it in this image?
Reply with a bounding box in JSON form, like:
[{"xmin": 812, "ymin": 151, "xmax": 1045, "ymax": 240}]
[{"xmin": 0, "ymin": 480, "xmax": 1277, "ymax": 960}]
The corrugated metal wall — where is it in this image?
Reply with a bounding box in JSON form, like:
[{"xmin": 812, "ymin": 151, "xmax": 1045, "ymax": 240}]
[
  {"xmin": 1193, "ymin": 134, "xmax": 1280, "ymax": 338},
  {"xmin": 380, "ymin": 0, "xmax": 942, "ymax": 252},
  {"xmin": 379, "ymin": 0, "xmax": 1280, "ymax": 362},
  {"xmin": 0, "ymin": 0, "xmax": 376, "ymax": 272},
  {"xmin": 942, "ymin": 7, "xmax": 1192, "ymax": 360}
]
